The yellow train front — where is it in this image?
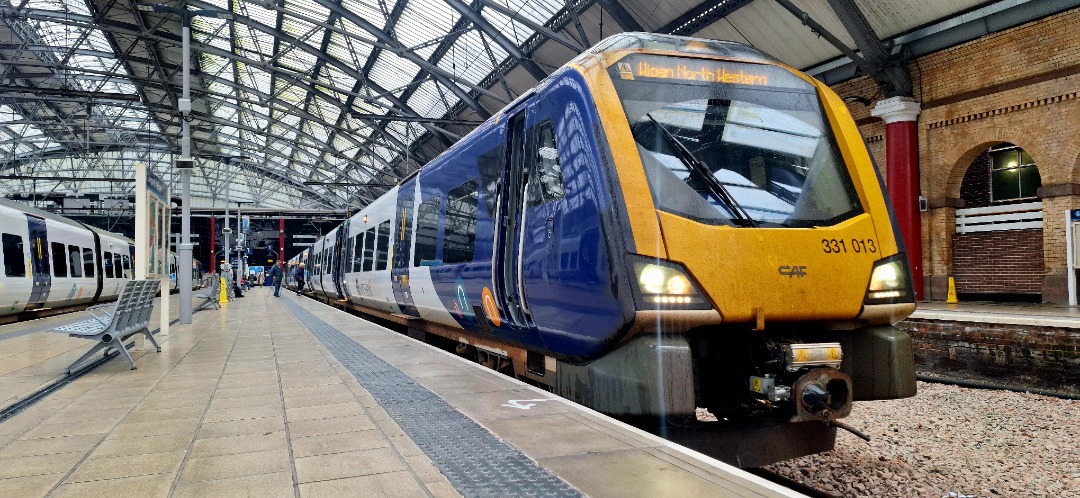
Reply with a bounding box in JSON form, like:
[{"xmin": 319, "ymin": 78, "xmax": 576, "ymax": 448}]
[{"xmin": 554, "ymin": 33, "xmax": 916, "ymax": 439}]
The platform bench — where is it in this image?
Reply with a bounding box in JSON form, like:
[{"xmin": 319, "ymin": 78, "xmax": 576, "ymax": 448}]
[
  {"xmin": 194, "ymin": 277, "xmax": 221, "ymax": 311},
  {"xmin": 55, "ymin": 279, "xmax": 161, "ymax": 374}
]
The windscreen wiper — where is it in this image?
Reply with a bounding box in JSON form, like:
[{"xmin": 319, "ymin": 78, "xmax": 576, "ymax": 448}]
[{"xmin": 646, "ymin": 114, "xmax": 757, "ymax": 228}]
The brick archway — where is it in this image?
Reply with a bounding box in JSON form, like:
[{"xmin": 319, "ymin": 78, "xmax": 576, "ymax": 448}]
[{"xmin": 949, "ymin": 143, "xmax": 1044, "ymax": 301}]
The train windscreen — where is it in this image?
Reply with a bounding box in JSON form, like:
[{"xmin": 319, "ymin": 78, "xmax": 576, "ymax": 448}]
[{"xmin": 608, "ymin": 54, "xmax": 863, "ymax": 228}]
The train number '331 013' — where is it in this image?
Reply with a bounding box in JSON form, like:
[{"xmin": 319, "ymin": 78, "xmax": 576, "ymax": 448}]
[{"xmin": 821, "ymin": 238, "xmax": 877, "ymax": 254}]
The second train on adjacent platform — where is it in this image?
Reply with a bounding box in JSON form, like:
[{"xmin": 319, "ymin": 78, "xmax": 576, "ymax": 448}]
[
  {"xmin": 0, "ymin": 198, "xmax": 201, "ymax": 321},
  {"xmin": 289, "ymin": 33, "xmax": 918, "ymax": 464}
]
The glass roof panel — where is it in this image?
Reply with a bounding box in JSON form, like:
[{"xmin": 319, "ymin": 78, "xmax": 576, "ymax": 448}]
[
  {"xmin": 396, "ymin": 0, "xmax": 459, "ymax": 58},
  {"xmin": 237, "ymin": 1, "xmax": 278, "ymax": 27},
  {"xmin": 277, "ymin": 44, "xmax": 319, "ymax": 74},
  {"xmin": 481, "ymin": 8, "xmax": 536, "ymax": 45},
  {"xmin": 407, "ymin": 80, "xmax": 449, "ymax": 118},
  {"xmin": 284, "ymin": 0, "xmax": 331, "ymax": 20},
  {"xmin": 321, "ymin": 64, "xmax": 358, "ymax": 94},
  {"xmin": 327, "ymin": 30, "xmax": 371, "ymax": 70},
  {"xmin": 369, "ymin": 52, "xmax": 420, "ymax": 96},
  {"xmin": 441, "ymin": 30, "xmax": 501, "ymax": 85},
  {"xmin": 340, "ymin": 0, "xmax": 385, "ymax": 26}
]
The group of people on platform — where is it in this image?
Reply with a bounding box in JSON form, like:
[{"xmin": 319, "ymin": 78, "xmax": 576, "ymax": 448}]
[{"xmin": 216, "ymin": 261, "xmax": 306, "ymax": 298}]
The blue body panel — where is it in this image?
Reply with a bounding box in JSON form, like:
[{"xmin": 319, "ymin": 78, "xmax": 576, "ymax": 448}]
[{"xmin": 410, "ymin": 68, "xmax": 631, "ymax": 360}]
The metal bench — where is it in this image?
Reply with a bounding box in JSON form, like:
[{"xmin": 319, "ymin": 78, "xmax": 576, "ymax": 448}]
[
  {"xmin": 194, "ymin": 277, "xmax": 221, "ymax": 311},
  {"xmin": 55, "ymin": 280, "xmax": 161, "ymax": 373}
]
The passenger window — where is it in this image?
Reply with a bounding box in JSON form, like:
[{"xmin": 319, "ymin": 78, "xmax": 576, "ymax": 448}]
[
  {"xmin": 103, "ymin": 251, "xmax": 113, "ymax": 278},
  {"xmin": 123, "ymin": 255, "xmax": 131, "ymax": 279},
  {"xmin": 443, "ymin": 179, "xmax": 479, "ymax": 264},
  {"xmin": 532, "ymin": 121, "xmax": 565, "ymax": 204},
  {"xmin": 2, "ymin": 233, "xmax": 25, "ymax": 277},
  {"xmin": 352, "ymin": 234, "xmax": 363, "ymax": 273},
  {"xmin": 376, "ymin": 221, "xmax": 390, "ymax": 271},
  {"xmin": 413, "ymin": 197, "xmax": 441, "ymax": 267},
  {"xmin": 363, "ymin": 228, "xmax": 376, "ymax": 272},
  {"xmin": 83, "ymin": 248, "xmax": 95, "ymax": 277},
  {"xmin": 114, "ymin": 254, "xmax": 123, "ymax": 279},
  {"xmin": 51, "ymin": 242, "xmax": 67, "ymax": 277},
  {"xmin": 68, "ymin": 244, "xmax": 82, "ymax": 277}
]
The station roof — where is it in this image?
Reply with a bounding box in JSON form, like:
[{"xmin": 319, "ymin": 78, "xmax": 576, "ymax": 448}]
[{"xmin": 0, "ymin": 0, "xmax": 1064, "ymax": 210}]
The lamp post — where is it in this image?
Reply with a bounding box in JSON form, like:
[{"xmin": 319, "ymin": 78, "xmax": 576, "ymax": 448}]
[{"xmin": 135, "ymin": 3, "xmax": 233, "ymax": 324}]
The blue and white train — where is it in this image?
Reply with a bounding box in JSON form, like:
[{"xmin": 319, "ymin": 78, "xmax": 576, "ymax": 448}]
[{"xmin": 0, "ymin": 198, "xmax": 199, "ymax": 323}]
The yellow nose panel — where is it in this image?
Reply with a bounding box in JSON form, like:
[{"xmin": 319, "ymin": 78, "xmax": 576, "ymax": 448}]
[{"xmin": 658, "ymin": 211, "xmax": 882, "ymax": 323}]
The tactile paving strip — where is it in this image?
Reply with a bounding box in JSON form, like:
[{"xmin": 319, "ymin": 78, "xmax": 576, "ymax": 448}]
[{"xmin": 282, "ymin": 298, "xmax": 583, "ymax": 498}]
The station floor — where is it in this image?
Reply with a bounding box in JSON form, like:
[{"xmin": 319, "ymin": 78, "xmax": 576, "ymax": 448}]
[
  {"xmin": 913, "ymin": 300, "xmax": 1080, "ymax": 327},
  {"xmin": 0, "ymin": 287, "xmax": 794, "ymax": 498}
]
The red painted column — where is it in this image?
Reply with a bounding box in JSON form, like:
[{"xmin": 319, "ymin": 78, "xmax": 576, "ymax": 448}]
[
  {"xmin": 209, "ymin": 216, "xmax": 216, "ymax": 271},
  {"xmin": 872, "ymin": 97, "xmax": 923, "ymax": 300},
  {"xmin": 279, "ymin": 217, "xmax": 285, "ymax": 263}
]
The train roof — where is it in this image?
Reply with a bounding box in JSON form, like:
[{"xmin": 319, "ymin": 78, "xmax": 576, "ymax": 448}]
[
  {"xmin": 586, "ymin": 32, "xmax": 781, "ymax": 64},
  {"xmin": 0, "ymin": 197, "xmax": 133, "ymax": 243}
]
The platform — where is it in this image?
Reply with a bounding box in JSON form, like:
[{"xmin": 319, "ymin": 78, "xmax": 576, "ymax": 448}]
[
  {"xmin": 912, "ymin": 300, "xmax": 1080, "ymax": 328},
  {"xmin": 0, "ymin": 286, "xmax": 797, "ymax": 497}
]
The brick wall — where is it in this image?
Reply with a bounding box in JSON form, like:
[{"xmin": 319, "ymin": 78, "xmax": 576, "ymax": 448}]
[
  {"xmin": 952, "ymin": 229, "xmax": 1043, "ymax": 295},
  {"xmin": 898, "ymin": 318, "xmax": 1080, "ymax": 394},
  {"xmin": 835, "ymin": 7, "xmax": 1080, "ymax": 302},
  {"xmin": 958, "ymin": 152, "xmax": 991, "ymax": 208}
]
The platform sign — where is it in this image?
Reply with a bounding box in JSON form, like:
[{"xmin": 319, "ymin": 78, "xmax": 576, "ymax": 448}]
[
  {"xmin": 135, "ymin": 163, "xmax": 171, "ymax": 335},
  {"xmin": 1070, "ymin": 209, "xmax": 1080, "ymax": 222}
]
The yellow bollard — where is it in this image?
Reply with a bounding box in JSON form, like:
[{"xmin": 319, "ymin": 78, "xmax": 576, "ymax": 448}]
[
  {"xmin": 946, "ymin": 276, "xmax": 958, "ymax": 304},
  {"xmin": 219, "ymin": 277, "xmax": 228, "ymax": 304}
]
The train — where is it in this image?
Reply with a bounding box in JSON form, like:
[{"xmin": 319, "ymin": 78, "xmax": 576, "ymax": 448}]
[
  {"xmin": 287, "ymin": 32, "xmax": 918, "ymax": 465},
  {"xmin": 0, "ymin": 197, "xmax": 202, "ymax": 323}
]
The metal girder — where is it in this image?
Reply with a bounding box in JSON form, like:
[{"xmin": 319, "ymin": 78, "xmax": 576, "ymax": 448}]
[
  {"xmin": 474, "ymin": 0, "xmax": 584, "ymax": 52},
  {"xmin": 825, "ymin": 0, "xmax": 913, "ymax": 97},
  {"xmin": 660, "ymin": 0, "xmax": 754, "ymax": 36},
  {"xmin": 595, "ymin": 0, "xmax": 645, "ymax": 31},
  {"xmin": 293, "ymin": 0, "xmax": 497, "ymax": 118},
  {"xmin": 443, "ymin": 0, "xmax": 547, "ymax": 81}
]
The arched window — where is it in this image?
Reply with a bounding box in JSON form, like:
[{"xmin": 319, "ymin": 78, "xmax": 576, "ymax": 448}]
[{"xmin": 989, "ymin": 143, "xmax": 1040, "ymax": 203}]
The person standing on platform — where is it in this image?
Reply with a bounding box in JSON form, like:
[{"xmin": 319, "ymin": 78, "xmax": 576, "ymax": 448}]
[
  {"xmin": 270, "ymin": 262, "xmax": 283, "ymax": 297},
  {"xmin": 293, "ymin": 263, "xmax": 306, "ymax": 295}
]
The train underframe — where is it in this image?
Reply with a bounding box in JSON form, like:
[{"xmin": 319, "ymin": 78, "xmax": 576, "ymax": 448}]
[{"xmin": 307, "ymin": 292, "xmax": 915, "ymax": 467}]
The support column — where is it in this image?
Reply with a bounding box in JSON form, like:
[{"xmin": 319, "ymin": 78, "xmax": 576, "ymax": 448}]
[
  {"xmin": 209, "ymin": 216, "xmax": 215, "ymax": 270},
  {"xmin": 279, "ymin": 217, "xmax": 285, "ymax": 263},
  {"xmin": 871, "ymin": 97, "xmax": 923, "ymax": 300}
]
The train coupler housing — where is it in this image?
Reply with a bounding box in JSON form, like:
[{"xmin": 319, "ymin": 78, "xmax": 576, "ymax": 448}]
[{"xmin": 790, "ymin": 368, "xmax": 853, "ymax": 423}]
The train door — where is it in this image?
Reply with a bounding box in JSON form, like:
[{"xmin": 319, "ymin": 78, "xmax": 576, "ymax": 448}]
[
  {"xmin": 332, "ymin": 222, "xmax": 349, "ymax": 299},
  {"xmin": 25, "ymin": 215, "xmax": 51, "ymax": 309},
  {"xmin": 493, "ymin": 110, "xmax": 534, "ymax": 329},
  {"xmin": 391, "ymin": 180, "xmax": 418, "ymax": 316}
]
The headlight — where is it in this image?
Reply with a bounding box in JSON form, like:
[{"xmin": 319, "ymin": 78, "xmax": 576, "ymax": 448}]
[
  {"xmin": 628, "ymin": 257, "xmax": 711, "ymax": 310},
  {"xmin": 864, "ymin": 254, "xmax": 914, "ymax": 304}
]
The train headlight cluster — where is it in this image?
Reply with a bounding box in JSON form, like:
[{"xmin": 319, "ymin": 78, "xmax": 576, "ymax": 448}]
[
  {"xmin": 630, "ymin": 258, "xmax": 711, "ymax": 310},
  {"xmin": 864, "ymin": 254, "xmax": 914, "ymax": 304}
]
